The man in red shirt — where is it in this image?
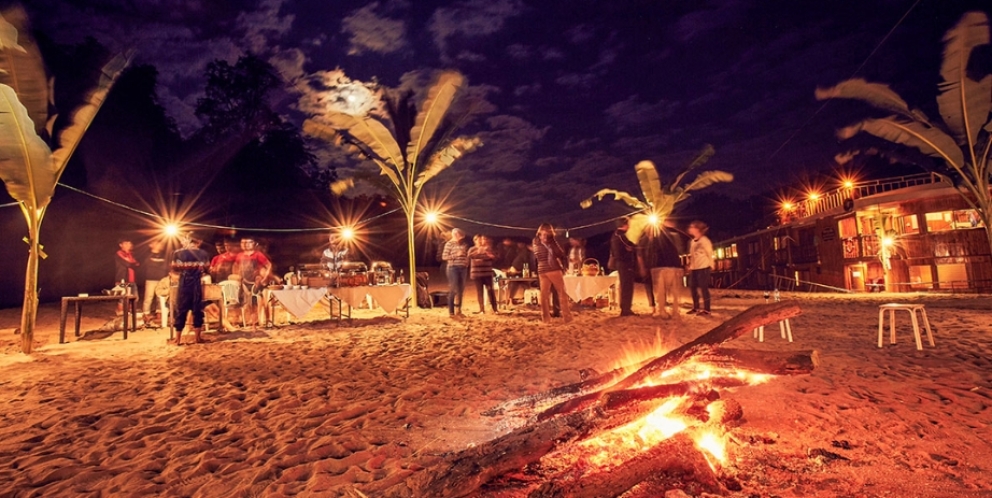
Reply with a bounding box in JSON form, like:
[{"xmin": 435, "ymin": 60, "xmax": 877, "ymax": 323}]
[{"xmin": 235, "ymin": 236, "xmax": 272, "ymax": 326}]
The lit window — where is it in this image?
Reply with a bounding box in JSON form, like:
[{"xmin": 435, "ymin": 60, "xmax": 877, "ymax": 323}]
[{"xmin": 898, "ymin": 214, "xmax": 920, "ymax": 235}]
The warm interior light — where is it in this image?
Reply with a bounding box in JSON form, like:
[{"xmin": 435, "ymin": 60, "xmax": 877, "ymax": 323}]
[
  {"xmin": 163, "ymin": 223, "xmax": 180, "ymax": 237},
  {"xmin": 881, "ymin": 236, "xmax": 894, "ymax": 247},
  {"xmin": 424, "ymin": 211, "xmax": 440, "ymax": 224},
  {"xmin": 340, "ymin": 227, "xmax": 355, "ymax": 241}
]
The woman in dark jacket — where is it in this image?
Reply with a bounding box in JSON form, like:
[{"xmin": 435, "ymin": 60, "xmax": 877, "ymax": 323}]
[
  {"xmin": 533, "ymin": 223, "xmax": 573, "ymax": 324},
  {"xmin": 468, "ymin": 235, "xmax": 499, "ymax": 314}
]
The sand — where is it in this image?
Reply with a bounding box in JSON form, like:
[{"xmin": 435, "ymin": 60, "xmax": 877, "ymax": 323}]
[{"xmin": 1, "ymin": 287, "xmax": 991, "ymax": 497}]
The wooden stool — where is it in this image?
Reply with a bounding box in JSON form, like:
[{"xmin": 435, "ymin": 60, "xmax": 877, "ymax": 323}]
[
  {"xmin": 753, "ymin": 319, "xmax": 793, "ymax": 342},
  {"xmin": 878, "ymin": 303, "xmax": 934, "ymax": 350}
]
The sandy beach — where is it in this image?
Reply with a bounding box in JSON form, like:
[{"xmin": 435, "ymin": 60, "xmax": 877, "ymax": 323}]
[{"xmin": 1, "ymin": 288, "xmax": 991, "ymax": 497}]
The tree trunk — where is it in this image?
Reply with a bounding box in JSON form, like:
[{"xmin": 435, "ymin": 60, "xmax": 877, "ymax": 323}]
[
  {"xmin": 405, "ymin": 208, "xmax": 416, "ymax": 299},
  {"xmin": 19, "ymin": 209, "xmax": 40, "ymax": 354}
]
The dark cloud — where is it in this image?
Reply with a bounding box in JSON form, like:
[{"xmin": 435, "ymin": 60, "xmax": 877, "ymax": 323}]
[
  {"xmin": 340, "ymin": 2, "xmax": 409, "ymax": 55},
  {"xmin": 605, "ymin": 95, "xmax": 680, "ymax": 130},
  {"xmin": 428, "ymin": 0, "xmax": 525, "ymax": 60}
]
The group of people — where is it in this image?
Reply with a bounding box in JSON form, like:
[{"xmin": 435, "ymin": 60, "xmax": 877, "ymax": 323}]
[
  {"xmin": 436, "ymin": 216, "xmax": 715, "ymax": 323},
  {"xmin": 610, "ymin": 217, "xmax": 714, "ymax": 318},
  {"xmin": 439, "ymin": 226, "xmax": 575, "ymax": 323},
  {"xmin": 113, "ymin": 234, "xmax": 276, "ymax": 344}
]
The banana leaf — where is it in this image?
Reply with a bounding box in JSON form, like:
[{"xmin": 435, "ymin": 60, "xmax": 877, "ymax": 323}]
[
  {"xmin": 0, "ymin": 12, "xmax": 24, "ymax": 54},
  {"xmin": 839, "ymin": 117, "xmax": 965, "ymax": 170},
  {"xmin": 626, "ymin": 213, "xmax": 650, "ymax": 244},
  {"xmin": 0, "ymin": 83, "xmax": 53, "ymax": 208},
  {"xmin": 936, "ymin": 11, "xmax": 991, "ymax": 146},
  {"xmin": 0, "ymin": 7, "xmax": 48, "ymax": 135},
  {"xmin": 579, "ymin": 189, "xmax": 648, "ymax": 210},
  {"xmin": 683, "ymin": 170, "xmax": 734, "ymax": 192},
  {"xmin": 406, "ymin": 71, "xmax": 463, "ymax": 166},
  {"xmin": 670, "ymin": 144, "xmax": 715, "ymax": 191},
  {"xmin": 815, "ymin": 79, "xmax": 930, "ymax": 125},
  {"xmin": 51, "ymin": 53, "xmax": 129, "ymax": 179},
  {"xmin": 414, "ymin": 136, "xmax": 481, "ymax": 187},
  {"xmin": 306, "ymin": 115, "xmax": 404, "ymax": 170},
  {"xmin": 634, "ymin": 160, "xmax": 664, "ymax": 208}
]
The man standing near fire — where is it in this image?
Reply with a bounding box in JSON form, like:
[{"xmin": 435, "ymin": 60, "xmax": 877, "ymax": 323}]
[{"xmin": 171, "ymin": 233, "xmax": 210, "ymax": 345}]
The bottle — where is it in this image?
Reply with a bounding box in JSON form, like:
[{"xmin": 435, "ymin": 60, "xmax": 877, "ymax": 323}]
[
  {"xmin": 773, "ymin": 288, "xmax": 781, "ymax": 302},
  {"xmin": 398, "ymin": 269, "xmax": 405, "ymax": 284},
  {"xmin": 523, "ymin": 263, "xmax": 529, "ymax": 278}
]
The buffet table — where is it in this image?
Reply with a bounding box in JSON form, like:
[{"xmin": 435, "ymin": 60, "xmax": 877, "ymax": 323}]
[
  {"xmin": 563, "ymin": 275, "xmax": 618, "ymax": 308},
  {"xmin": 328, "ymin": 284, "xmax": 412, "ymax": 320},
  {"xmin": 495, "ymin": 276, "xmax": 538, "ymax": 310},
  {"xmin": 267, "ymin": 287, "xmax": 331, "ymax": 319}
]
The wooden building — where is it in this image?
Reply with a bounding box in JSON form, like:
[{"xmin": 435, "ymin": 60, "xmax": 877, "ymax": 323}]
[{"xmin": 711, "ymin": 173, "xmax": 992, "ymax": 293}]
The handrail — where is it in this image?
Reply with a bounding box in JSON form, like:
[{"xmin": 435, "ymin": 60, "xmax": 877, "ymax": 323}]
[{"xmin": 787, "ymin": 173, "xmax": 943, "ymax": 221}]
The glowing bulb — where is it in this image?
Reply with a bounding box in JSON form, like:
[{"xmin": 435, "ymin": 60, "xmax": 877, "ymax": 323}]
[
  {"xmin": 843, "ymin": 180, "xmax": 854, "ymax": 189},
  {"xmin": 647, "ymin": 213, "xmax": 660, "ymax": 226},
  {"xmin": 808, "ymin": 192, "xmax": 821, "ymax": 201},
  {"xmin": 881, "ymin": 236, "xmax": 894, "ymax": 248},
  {"xmin": 782, "ymin": 202, "xmax": 794, "ymax": 211},
  {"xmin": 340, "ymin": 227, "xmax": 355, "ymax": 241},
  {"xmin": 164, "ymin": 224, "xmax": 180, "ymax": 237},
  {"xmin": 424, "ymin": 211, "xmax": 440, "ymax": 224}
]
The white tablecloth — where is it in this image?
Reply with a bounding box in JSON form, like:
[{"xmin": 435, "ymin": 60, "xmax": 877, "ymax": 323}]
[
  {"xmin": 330, "ymin": 285, "xmax": 411, "ymax": 314},
  {"xmin": 562, "ymin": 275, "xmax": 618, "ymax": 302},
  {"xmin": 269, "ymin": 287, "xmax": 329, "ymax": 318}
]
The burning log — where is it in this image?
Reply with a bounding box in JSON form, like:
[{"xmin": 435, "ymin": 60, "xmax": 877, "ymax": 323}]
[
  {"xmin": 382, "ymin": 302, "xmax": 808, "ymax": 498},
  {"xmin": 529, "ymin": 433, "xmax": 718, "ymax": 498},
  {"xmin": 611, "ymin": 301, "xmax": 801, "ymax": 390}
]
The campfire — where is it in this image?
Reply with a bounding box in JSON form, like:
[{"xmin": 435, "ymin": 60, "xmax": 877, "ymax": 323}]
[{"xmin": 379, "ymin": 301, "xmax": 816, "ymax": 497}]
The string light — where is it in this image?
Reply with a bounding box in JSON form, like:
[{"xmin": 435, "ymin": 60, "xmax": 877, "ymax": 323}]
[
  {"xmin": 53, "ymin": 183, "xmax": 647, "ymax": 235},
  {"xmin": 808, "ymin": 192, "xmax": 821, "ymax": 201},
  {"xmin": 340, "ymin": 227, "xmax": 355, "ymax": 241},
  {"xmin": 163, "ymin": 223, "xmax": 180, "ymax": 237},
  {"xmin": 647, "ymin": 213, "xmax": 660, "ymax": 226},
  {"xmin": 424, "ymin": 211, "xmax": 440, "ymax": 225}
]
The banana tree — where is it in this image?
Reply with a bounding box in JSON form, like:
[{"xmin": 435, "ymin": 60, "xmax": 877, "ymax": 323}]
[
  {"xmin": 580, "ymin": 144, "xmax": 732, "ymax": 243},
  {"xmin": 816, "ymin": 11, "xmax": 992, "ymax": 256},
  {"xmin": 303, "ymin": 71, "xmax": 481, "ymax": 288},
  {"xmin": 0, "ymin": 10, "xmax": 129, "ymax": 353}
]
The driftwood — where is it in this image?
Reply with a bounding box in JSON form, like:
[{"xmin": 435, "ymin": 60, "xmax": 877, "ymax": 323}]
[{"xmin": 382, "ymin": 302, "xmax": 807, "ymax": 498}]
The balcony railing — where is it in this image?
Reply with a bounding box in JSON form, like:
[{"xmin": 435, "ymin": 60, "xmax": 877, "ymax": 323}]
[{"xmin": 786, "ymin": 173, "xmax": 943, "ymax": 221}]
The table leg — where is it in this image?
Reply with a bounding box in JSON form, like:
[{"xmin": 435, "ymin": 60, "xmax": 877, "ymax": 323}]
[
  {"xmin": 921, "ymin": 308, "xmax": 935, "ymax": 346},
  {"xmin": 877, "ymin": 308, "xmax": 884, "ymax": 348},
  {"xmin": 122, "ymin": 297, "xmax": 129, "ymax": 340},
  {"xmin": 889, "ymin": 309, "xmax": 896, "ymax": 344},
  {"xmin": 910, "ymin": 309, "xmax": 922, "ymax": 351},
  {"xmin": 59, "ymin": 299, "xmax": 69, "ymax": 344},
  {"xmin": 74, "ymin": 302, "xmax": 82, "ymax": 338}
]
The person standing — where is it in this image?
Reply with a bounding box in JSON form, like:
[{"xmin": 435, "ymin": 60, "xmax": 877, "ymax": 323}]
[
  {"xmin": 142, "ymin": 240, "xmax": 169, "ymax": 325},
  {"xmin": 647, "ymin": 219, "xmax": 686, "ymax": 319},
  {"xmin": 610, "ymin": 217, "xmax": 638, "ymax": 316},
  {"xmin": 320, "ymin": 233, "xmax": 349, "ymax": 271},
  {"xmin": 687, "ymin": 220, "xmax": 715, "ymax": 315},
  {"xmin": 235, "ymin": 236, "xmax": 273, "ymax": 326},
  {"xmin": 114, "ymin": 238, "xmax": 140, "ymax": 296},
  {"xmin": 468, "ymin": 235, "xmax": 499, "ymax": 314},
  {"xmin": 171, "ymin": 233, "xmax": 210, "ymax": 345},
  {"xmin": 567, "ymin": 236, "xmax": 586, "ymax": 275},
  {"xmin": 533, "ymin": 223, "xmax": 573, "ymax": 324},
  {"xmin": 442, "ymin": 228, "xmax": 469, "ymax": 318},
  {"xmin": 209, "ymin": 239, "xmax": 237, "ymax": 283}
]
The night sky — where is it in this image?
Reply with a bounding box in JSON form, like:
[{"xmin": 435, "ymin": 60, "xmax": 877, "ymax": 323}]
[{"xmin": 27, "ymin": 0, "xmax": 992, "ymax": 230}]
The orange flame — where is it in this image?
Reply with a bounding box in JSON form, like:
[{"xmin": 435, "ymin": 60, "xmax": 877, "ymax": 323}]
[{"xmin": 693, "ymin": 430, "xmax": 728, "ymax": 468}]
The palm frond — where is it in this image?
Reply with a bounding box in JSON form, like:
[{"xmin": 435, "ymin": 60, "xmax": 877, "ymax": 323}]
[
  {"xmin": 839, "ymin": 117, "xmax": 965, "ymax": 170},
  {"xmin": 670, "ymin": 144, "xmax": 715, "ymax": 191},
  {"xmin": 51, "ymin": 53, "xmax": 130, "ymax": 180},
  {"xmin": 579, "ymin": 189, "xmax": 648, "ymax": 210},
  {"xmin": 0, "ymin": 7, "xmax": 47, "ymax": 135},
  {"xmin": 0, "ymin": 84, "xmax": 54, "ymax": 208},
  {"xmin": 683, "ymin": 170, "xmax": 734, "ymax": 193},
  {"xmin": 406, "ymin": 71, "xmax": 463, "ymax": 167},
  {"xmin": 936, "ymin": 11, "xmax": 991, "ymax": 147},
  {"xmin": 815, "ymin": 79, "xmax": 930, "ymax": 124},
  {"xmin": 634, "ymin": 160, "xmax": 664, "ymax": 207},
  {"xmin": 414, "ymin": 136, "xmax": 482, "ymax": 187}
]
